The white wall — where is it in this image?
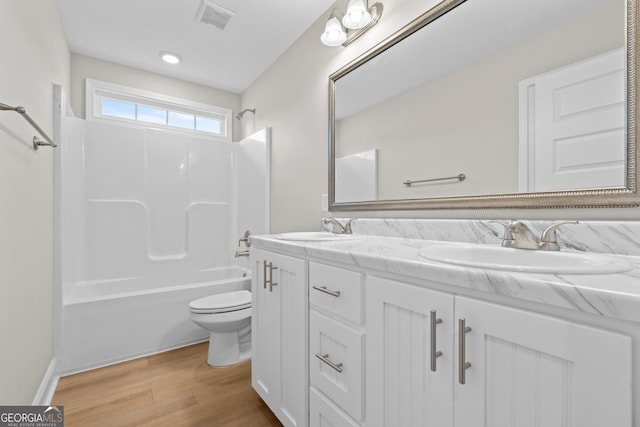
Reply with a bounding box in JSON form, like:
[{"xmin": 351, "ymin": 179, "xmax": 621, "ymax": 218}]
[
  {"xmin": 0, "ymin": 2, "xmax": 70, "ymax": 404},
  {"xmin": 242, "ymin": 0, "xmax": 640, "ymax": 231},
  {"xmin": 70, "ymin": 53, "xmax": 241, "ymax": 140}
]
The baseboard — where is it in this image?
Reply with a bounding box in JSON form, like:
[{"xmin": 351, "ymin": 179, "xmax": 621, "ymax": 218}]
[{"xmin": 32, "ymin": 358, "xmax": 59, "ymax": 406}]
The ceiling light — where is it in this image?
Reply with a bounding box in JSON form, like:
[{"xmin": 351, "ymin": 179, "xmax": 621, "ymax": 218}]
[
  {"xmin": 320, "ymin": 2, "xmax": 383, "ymax": 48},
  {"xmin": 159, "ymin": 51, "xmax": 182, "ymax": 64}
]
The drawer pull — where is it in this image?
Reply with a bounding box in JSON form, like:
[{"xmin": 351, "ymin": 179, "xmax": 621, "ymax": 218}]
[
  {"xmin": 430, "ymin": 310, "xmax": 443, "ymax": 372},
  {"xmin": 312, "ymin": 285, "xmax": 341, "ymax": 298},
  {"xmin": 315, "ymin": 353, "xmax": 343, "ymax": 373},
  {"xmin": 458, "ymin": 318, "xmax": 472, "ymax": 385}
]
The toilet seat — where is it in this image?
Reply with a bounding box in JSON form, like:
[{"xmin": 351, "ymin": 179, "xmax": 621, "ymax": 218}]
[{"xmin": 189, "ymin": 290, "xmax": 251, "ymax": 314}]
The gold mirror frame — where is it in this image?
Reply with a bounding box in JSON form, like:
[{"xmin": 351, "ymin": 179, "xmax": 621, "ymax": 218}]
[{"xmin": 329, "ymin": 0, "xmax": 639, "ymax": 211}]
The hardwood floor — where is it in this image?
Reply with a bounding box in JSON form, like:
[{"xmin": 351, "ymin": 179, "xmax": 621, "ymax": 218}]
[{"xmin": 52, "ymin": 342, "xmax": 282, "ymax": 426}]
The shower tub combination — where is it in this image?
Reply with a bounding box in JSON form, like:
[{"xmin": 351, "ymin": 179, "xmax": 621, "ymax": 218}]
[
  {"xmin": 60, "ymin": 267, "xmax": 250, "ymax": 374},
  {"xmin": 56, "ymin": 93, "xmax": 270, "ymax": 374}
]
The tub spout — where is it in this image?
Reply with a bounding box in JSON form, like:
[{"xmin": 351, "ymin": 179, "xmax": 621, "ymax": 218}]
[{"xmin": 235, "ymin": 250, "xmax": 250, "ymax": 258}]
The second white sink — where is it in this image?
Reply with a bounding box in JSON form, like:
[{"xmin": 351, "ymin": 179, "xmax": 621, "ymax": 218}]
[{"xmin": 418, "ymin": 243, "xmax": 632, "ymax": 274}]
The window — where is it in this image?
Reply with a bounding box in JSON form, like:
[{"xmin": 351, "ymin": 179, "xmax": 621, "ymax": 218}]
[{"xmin": 86, "ymin": 79, "xmax": 231, "ymax": 141}]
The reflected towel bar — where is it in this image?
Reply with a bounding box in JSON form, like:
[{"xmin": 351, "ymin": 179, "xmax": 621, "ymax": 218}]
[
  {"xmin": 0, "ymin": 102, "xmax": 57, "ymax": 149},
  {"xmin": 403, "ymin": 173, "xmax": 465, "ymax": 186}
]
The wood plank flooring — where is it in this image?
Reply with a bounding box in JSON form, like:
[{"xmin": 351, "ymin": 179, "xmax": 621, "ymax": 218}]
[{"xmin": 52, "ymin": 342, "xmax": 282, "ymax": 426}]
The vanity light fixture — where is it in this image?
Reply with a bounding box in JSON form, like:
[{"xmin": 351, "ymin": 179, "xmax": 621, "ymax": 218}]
[
  {"xmin": 159, "ymin": 51, "xmax": 182, "ymax": 64},
  {"xmin": 320, "ymin": 0, "xmax": 383, "ymax": 47}
]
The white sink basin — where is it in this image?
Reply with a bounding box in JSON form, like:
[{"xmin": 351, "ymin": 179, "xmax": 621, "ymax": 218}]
[
  {"xmin": 418, "ymin": 243, "xmax": 632, "ymax": 274},
  {"xmin": 275, "ymin": 232, "xmax": 362, "ymax": 242}
]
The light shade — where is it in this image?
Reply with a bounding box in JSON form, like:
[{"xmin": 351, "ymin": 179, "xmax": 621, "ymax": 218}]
[
  {"xmin": 320, "ymin": 16, "xmax": 347, "ymax": 47},
  {"xmin": 342, "ymin": 0, "xmax": 372, "ymax": 29},
  {"xmin": 159, "ymin": 51, "xmax": 182, "ymax": 64}
]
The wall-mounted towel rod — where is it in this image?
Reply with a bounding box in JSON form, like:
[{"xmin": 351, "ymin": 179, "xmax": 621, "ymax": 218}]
[
  {"xmin": 403, "ymin": 173, "xmax": 465, "ymax": 186},
  {"xmin": 0, "ymin": 102, "xmax": 57, "ymax": 150}
]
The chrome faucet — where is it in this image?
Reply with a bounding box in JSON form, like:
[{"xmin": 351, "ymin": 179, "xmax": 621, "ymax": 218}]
[
  {"xmin": 322, "ymin": 218, "xmax": 354, "ymax": 234},
  {"xmin": 493, "ymin": 220, "xmax": 578, "ymax": 251}
]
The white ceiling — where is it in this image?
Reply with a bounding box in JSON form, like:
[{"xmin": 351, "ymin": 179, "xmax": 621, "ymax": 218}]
[{"xmin": 56, "ymin": 0, "xmax": 335, "ymax": 94}]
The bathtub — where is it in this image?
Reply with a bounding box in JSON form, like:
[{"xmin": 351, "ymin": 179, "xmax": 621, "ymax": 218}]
[{"xmin": 59, "ymin": 266, "xmax": 250, "ymax": 374}]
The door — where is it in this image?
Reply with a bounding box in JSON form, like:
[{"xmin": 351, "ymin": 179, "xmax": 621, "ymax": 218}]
[
  {"xmin": 250, "ymin": 248, "xmax": 308, "ymax": 427},
  {"xmin": 454, "ymin": 297, "xmax": 632, "ymax": 427},
  {"xmin": 366, "ymin": 276, "xmax": 455, "ymax": 426},
  {"xmin": 519, "ymin": 49, "xmax": 625, "ymax": 191}
]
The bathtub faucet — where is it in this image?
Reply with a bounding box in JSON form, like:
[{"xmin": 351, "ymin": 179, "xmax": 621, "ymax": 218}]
[{"xmin": 235, "ymin": 250, "xmax": 250, "ymax": 258}]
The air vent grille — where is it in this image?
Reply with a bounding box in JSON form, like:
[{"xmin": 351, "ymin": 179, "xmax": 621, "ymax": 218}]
[{"xmin": 197, "ymin": 1, "xmax": 235, "ymax": 31}]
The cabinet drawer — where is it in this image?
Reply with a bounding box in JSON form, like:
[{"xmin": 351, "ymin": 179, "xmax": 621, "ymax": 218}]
[
  {"xmin": 309, "ymin": 262, "xmax": 363, "ymax": 324},
  {"xmin": 310, "ymin": 387, "xmax": 360, "ymax": 427},
  {"xmin": 310, "ymin": 311, "xmax": 364, "ymax": 422}
]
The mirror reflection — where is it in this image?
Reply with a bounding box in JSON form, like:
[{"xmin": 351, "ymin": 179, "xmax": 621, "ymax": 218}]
[{"xmin": 333, "ymin": 0, "xmax": 626, "ymax": 204}]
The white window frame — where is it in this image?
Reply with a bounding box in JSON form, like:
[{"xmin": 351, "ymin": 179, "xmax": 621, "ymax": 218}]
[{"xmin": 86, "ymin": 79, "xmax": 232, "ymax": 142}]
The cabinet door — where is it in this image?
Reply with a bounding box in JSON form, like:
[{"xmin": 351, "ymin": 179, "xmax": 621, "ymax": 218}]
[
  {"xmin": 454, "ymin": 297, "xmax": 632, "ymax": 427},
  {"xmin": 366, "ymin": 276, "xmax": 455, "ymax": 426},
  {"xmin": 251, "ymin": 248, "xmax": 308, "ymax": 427},
  {"xmin": 251, "ymin": 248, "xmax": 280, "ymax": 409}
]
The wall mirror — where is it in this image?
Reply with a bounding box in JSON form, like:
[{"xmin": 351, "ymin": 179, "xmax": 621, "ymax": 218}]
[{"xmin": 329, "ymin": 0, "xmax": 639, "ymax": 210}]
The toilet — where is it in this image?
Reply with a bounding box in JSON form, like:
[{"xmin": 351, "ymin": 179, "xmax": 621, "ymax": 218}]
[{"xmin": 189, "ymin": 290, "xmax": 252, "ymax": 367}]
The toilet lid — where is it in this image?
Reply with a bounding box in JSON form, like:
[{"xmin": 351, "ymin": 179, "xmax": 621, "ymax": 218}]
[{"xmin": 189, "ymin": 290, "xmax": 251, "ymax": 314}]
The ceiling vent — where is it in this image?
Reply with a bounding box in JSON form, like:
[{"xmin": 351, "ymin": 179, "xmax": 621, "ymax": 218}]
[{"xmin": 197, "ymin": 1, "xmax": 236, "ymax": 31}]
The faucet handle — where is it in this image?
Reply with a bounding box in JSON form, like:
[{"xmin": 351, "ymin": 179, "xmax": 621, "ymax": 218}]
[
  {"xmin": 539, "ymin": 221, "xmax": 578, "ymax": 250},
  {"xmin": 489, "ymin": 220, "xmax": 516, "ymax": 239},
  {"xmin": 238, "ymin": 230, "xmax": 251, "ymax": 247}
]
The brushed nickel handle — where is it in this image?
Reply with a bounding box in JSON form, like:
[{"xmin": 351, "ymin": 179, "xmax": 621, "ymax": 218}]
[
  {"xmin": 458, "ymin": 318, "xmax": 472, "ymax": 385},
  {"xmin": 315, "ymin": 353, "xmax": 343, "ymax": 373},
  {"xmin": 268, "ymin": 263, "xmax": 278, "ymax": 292},
  {"xmin": 430, "ymin": 310, "xmax": 443, "ymax": 372},
  {"xmin": 312, "ymin": 285, "xmax": 341, "ymax": 298},
  {"xmin": 262, "ymin": 260, "xmax": 268, "ymax": 289}
]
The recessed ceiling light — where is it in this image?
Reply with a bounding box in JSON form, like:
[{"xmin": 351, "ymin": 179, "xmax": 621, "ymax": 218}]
[{"xmin": 159, "ymin": 51, "xmax": 182, "ymax": 64}]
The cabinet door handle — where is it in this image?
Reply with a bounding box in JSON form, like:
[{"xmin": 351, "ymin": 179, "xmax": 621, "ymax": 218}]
[
  {"xmin": 315, "ymin": 353, "xmax": 343, "ymax": 373},
  {"xmin": 430, "ymin": 310, "xmax": 443, "ymax": 372},
  {"xmin": 312, "ymin": 285, "xmax": 341, "ymax": 298},
  {"xmin": 262, "ymin": 260, "xmax": 268, "ymax": 289},
  {"xmin": 268, "ymin": 262, "xmax": 278, "ymax": 292},
  {"xmin": 458, "ymin": 318, "xmax": 472, "ymax": 385}
]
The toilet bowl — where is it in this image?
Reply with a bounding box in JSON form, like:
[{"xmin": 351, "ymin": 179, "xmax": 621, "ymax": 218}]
[{"xmin": 189, "ymin": 290, "xmax": 251, "ymax": 366}]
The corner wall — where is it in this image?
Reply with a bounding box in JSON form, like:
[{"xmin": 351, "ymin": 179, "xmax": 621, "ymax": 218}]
[{"xmin": 0, "ymin": 2, "xmax": 70, "ymax": 404}]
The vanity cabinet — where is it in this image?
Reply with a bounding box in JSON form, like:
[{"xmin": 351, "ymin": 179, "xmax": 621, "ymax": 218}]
[
  {"xmin": 308, "ymin": 262, "xmax": 365, "ymax": 427},
  {"xmin": 366, "ymin": 276, "xmax": 632, "ymax": 427},
  {"xmin": 250, "ymin": 248, "xmax": 308, "ymax": 427}
]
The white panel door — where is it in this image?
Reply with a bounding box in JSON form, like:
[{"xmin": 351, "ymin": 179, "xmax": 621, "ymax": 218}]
[
  {"xmin": 366, "ymin": 276, "xmax": 455, "ymax": 427},
  {"xmin": 519, "ymin": 49, "xmax": 625, "ymax": 191},
  {"xmin": 454, "ymin": 297, "xmax": 632, "ymax": 427}
]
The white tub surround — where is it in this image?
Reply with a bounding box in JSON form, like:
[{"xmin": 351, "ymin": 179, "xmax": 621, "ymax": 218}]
[
  {"xmin": 55, "ymin": 96, "xmax": 270, "ymax": 373},
  {"xmin": 251, "ymin": 220, "xmax": 640, "ymax": 427}
]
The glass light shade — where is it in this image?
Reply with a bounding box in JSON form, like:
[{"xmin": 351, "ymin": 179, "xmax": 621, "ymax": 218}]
[
  {"xmin": 320, "ymin": 16, "xmax": 347, "ymax": 47},
  {"xmin": 342, "ymin": 0, "xmax": 372, "ymax": 29}
]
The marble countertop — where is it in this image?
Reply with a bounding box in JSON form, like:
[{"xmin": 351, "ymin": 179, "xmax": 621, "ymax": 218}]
[{"xmin": 251, "ymin": 233, "xmax": 640, "ymax": 325}]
